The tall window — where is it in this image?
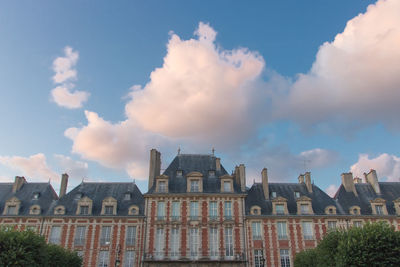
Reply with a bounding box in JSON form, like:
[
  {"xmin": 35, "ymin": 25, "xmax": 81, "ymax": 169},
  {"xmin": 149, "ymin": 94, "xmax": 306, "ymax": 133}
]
[
  {"xmin": 223, "ymin": 181, "xmax": 231, "ymax": 192},
  {"xmin": 49, "ymin": 226, "xmax": 61, "ymax": 244},
  {"xmin": 209, "ymin": 227, "xmax": 218, "ymax": 259},
  {"xmin": 277, "ymin": 221, "xmax": 287, "ymax": 240},
  {"xmin": 155, "ymin": 228, "xmax": 164, "ymax": 259},
  {"xmin": 157, "ymin": 201, "xmax": 165, "ymax": 220},
  {"xmin": 280, "ymin": 249, "xmax": 290, "ymax": 267},
  {"xmin": 170, "ymin": 228, "xmax": 180, "ymax": 259},
  {"xmin": 126, "ymin": 226, "xmax": 136, "ymax": 246},
  {"xmin": 74, "ymin": 226, "xmax": 86, "ymax": 246},
  {"xmin": 80, "ymin": 205, "xmax": 89, "ymax": 215},
  {"xmin": 302, "ymin": 222, "xmax": 313, "ymax": 240},
  {"xmin": 98, "ymin": 250, "xmax": 109, "ymax": 267},
  {"xmin": 252, "ymin": 222, "xmax": 261, "ymax": 240},
  {"xmin": 254, "ymin": 249, "xmax": 264, "ymax": 267},
  {"xmin": 6, "ymin": 205, "xmax": 16, "ymax": 215},
  {"xmin": 353, "ymin": 221, "xmax": 363, "ymax": 228},
  {"xmin": 100, "ymin": 226, "xmax": 112, "ymax": 245},
  {"xmin": 224, "ymin": 201, "xmax": 232, "ymax": 220},
  {"xmin": 123, "ymin": 251, "xmax": 135, "ymax": 267},
  {"xmin": 172, "ymin": 201, "xmax": 180, "ymax": 221},
  {"xmin": 276, "ymin": 204, "xmax": 284, "ymax": 215},
  {"xmin": 327, "ymin": 221, "xmax": 337, "ymax": 231},
  {"xmin": 225, "ymin": 227, "xmax": 234, "ymax": 258},
  {"xmin": 190, "ymin": 180, "xmax": 199, "ymax": 192},
  {"xmin": 158, "ymin": 181, "xmax": 166, "ymax": 192},
  {"xmin": 209, "ymin": 201, "xmax": 218, "ymax": 220},
  {"xmin": 300, "ymin": 204, "xmax": 309, "ymax": 214},
  {"xmin": 376, "ymin": 205, "xmax": 384, "ymax": 215},
  {"xmin": 189, "ymin": 228, "xmax": 199, "ymax": 259},
  {"xmin": 190, "ymin": 201, "xmax": 199, "ymax": 220},
  {"xmin": 104, "ymin": 205, "xmax": 114, "ymax": 215}
]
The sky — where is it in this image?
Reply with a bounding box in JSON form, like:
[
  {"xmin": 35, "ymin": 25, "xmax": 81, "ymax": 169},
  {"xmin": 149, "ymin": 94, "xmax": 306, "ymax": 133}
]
[{"xmin": 1, "ymin": 0, "xmax": 400, "ymax": 196}]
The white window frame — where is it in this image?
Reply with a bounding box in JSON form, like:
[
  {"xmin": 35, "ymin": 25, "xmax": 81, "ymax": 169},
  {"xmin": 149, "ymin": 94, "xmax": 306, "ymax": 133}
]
[
  {"xmin": 172, "ymin": 201, "xmax": 180, "ymax": 221},
  {"xmin": 209, "ymin": 201, "xmax": 218, "ymax": 220},
  {"xmin": 189, "ymin": 228, "xmax": 199, "ymax": 259},
  {"xmin": 280, "ymin": 249, "xmax": 290, "ymax": 267},
  {"xmin": 252, "ymin": 221, "xmax": 262, "ymax": 240},
  {"xmin": 98, "ymin": 250, "xmax": 109, "ymax": 267},
  {"xmin": 100, "ymin": 226, "xmax": 112, "ymax": 245},
  {"xmin": 254, "ymin": 249, "xmax": 264, "ymax": 267},
  {"xmin": 300, "ymin": 204, "xmax": 309, "ymax": 215},
  {"xmin": 302, "ymin": 221, "xmax": 313, "ymax": 240},
  {"xmin": 155, "ymin": 228, "xmax": 164, "ymax": 259},
  {"xmin": 224, "ymin": 201, "xmax": 232, "ymax": 220},
  {"xmin": 158, "ymin": 181, "xmax": 167, "ymax": 193},
  {"xmin": 225, "ymin": 227, "xmax": 234, "ymax": 258},
  {"xmin": 223, "ymin": 181, "xmax": 231, "ymax": 192},
  {"xmin": 49, "ymin": 226, "xmax": 62, "ymax": 244},
  {"xmin": 209, "ymin": 227, "xmax": 219, "ymax": 259},
  {"xmin": 126, "ymin": 226, "xmax": 136, "ymax": 246},
  {"xmin": 190, "ymin": 201, "xmax": 199, "ymax": 220},
  {"xmin": 275, "ymin": 204, "xmax": 285, "ymax": 215},
  {"xmin": 327, "ymin": 221, "xmax": 337, "ymax": 231},
  {"xmin": 190, "ymin": 180, "xmax": 199, "ymax": 192},
  {"xmin": 376, "ymin": 205, "xmax": 384, "ymax": 215},
  {"xmin": 74, "ymin": 226, "xmax": 86, "ymax": 246},
  {"xmin": 123, "ymin": 250, "xmax": 135, "ymax": 267},
  {"xmin": 277, "ymin": 221, "xmax": 287, "ymax": 240},
  {"xmin": 157, "ymin": 201, "xmax": 165, "ymax": 220},
  {"xmin": 170, "ymin": 228, "xmax": 180, "ymax": 259}
]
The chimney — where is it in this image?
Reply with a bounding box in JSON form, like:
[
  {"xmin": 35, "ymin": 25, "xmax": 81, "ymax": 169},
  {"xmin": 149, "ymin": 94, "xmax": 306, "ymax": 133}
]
[
  {"xmin": 341, "ymin": 172, "xmax": 358, "ymax": 196},
  {"xmin": 353, "ymin": 177, "xmax": 362, "ymax": 184},
  {"xmin": 298, "ymin": 174, "xmax": 305, "ymax": 184},
  {"xmin": 12, "ymin": 176, "xmax": 26, "ymax": 193},
  {"xmin": 261, "ymin": 168, "xmax": 269, "ymax": 199},
  {"xmin": 234, "ymin": 166, "xmax": 240, "ymax": 186},
  {"xmin": 305, "ymin": 172, "xmax": 312, "ymax": 193},
  {"xmin": 239, "ymin": 164, "xmax": 246, "ymax": 192},
  {"xmin": 59, "ymin": 173, "xmax": 69, "ymax": 198},
  {"xmin": 148, "ymin": 149, "xmax": 161, "ymax": 190},
  {"xmin": 215, "ymin": 158, "xmax": 221, "ymax": 172},
  {"xmin": 364, "ymin": 169, "xmax": 381, "ymax": 194}
]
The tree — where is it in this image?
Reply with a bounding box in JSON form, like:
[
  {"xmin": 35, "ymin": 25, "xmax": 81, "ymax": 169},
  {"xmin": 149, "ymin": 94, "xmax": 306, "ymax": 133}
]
[
  {"xmin": 0, "ymin": 227, "xmax": 82, "ymax": 267},
  {"xmin": 294, "ymin": 222, "xmax": 400, "ymax": 267}
]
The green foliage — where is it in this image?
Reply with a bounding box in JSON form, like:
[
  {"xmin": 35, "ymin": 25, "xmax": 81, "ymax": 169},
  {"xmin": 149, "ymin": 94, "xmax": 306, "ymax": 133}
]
[
  {"xmin": 294, "ymin": 222, "xmax": 400, "ymax": 267},
  {"xmin": 0, "ymin": 227, "xmax": 82, "ymax": 267}
]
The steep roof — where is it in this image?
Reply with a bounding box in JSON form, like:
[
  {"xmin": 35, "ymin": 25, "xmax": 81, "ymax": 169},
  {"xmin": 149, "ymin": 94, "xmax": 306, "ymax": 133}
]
[
  {"xmin": 335, "ymin": 182, "xmax": 400, "ymax": 215},
  {"xmin": 246, "ymin": 183, "xmax": 339, "ymax": 215},
  {"xmin": 147, "ymin": 154, "xmax": 242, "ymax": 194},
  {"xmin": 0, "ymin": 182, "xmax": 58, "ymax": 216},
  {"xmin": 49, "ymin": 182, "xmax": 145, "ymax": 216}
]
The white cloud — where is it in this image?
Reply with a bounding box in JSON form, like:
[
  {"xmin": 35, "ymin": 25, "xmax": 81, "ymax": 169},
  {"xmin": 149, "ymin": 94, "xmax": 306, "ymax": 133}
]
[
  {"xmin": 300, "ymin": 148, "xmax": 338, "ymax": 169},
  {"xmin": 350, "ymin": 153, "xmax": 400, "ymax": 182},
  {"xmin": 0, "ymin": 153, "xmax": 59, "ymax": 182},
  {"xmin": 51, "ymin": 46, "xmax": 90, "ymax": 109},
  {"xmin": 279, "ymin": 0, "xmax": 400, "ymax": 131},
  {"xmin": 54, "ymin": 154, "xmax": 88, "ymax": 180},
  {"xmin": 326, "ymin": 184, "xmax": 338, "ymax": 197}
]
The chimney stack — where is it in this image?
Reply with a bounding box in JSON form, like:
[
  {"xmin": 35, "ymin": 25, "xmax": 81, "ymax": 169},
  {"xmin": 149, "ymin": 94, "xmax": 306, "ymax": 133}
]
[
  {"xmin": 148, "ymin": 149, "xmax": 161, "ymax": 190},
  {"xmin": 215, "ymin": 158, "xmax": 221, "ymax": 172},
  {"xmin": 305, "ymin": 172, "xmax": 312, "ymax": 193},
  {"xmin": 239, "ymin": 164, "xmax": 246, "ymax": 192},
  {"xmin": 364, "ymin": 169, "xmax": 381, "ymax": 194},
  {"xmin": 341, "ymin": 172, "xmax": 358, "ymax": 196},
  {"xmin": 12, "ymin": 176, "xmax": 26, "ymax": 193},
  {"xmin": 298, "ymin": 174, "xmax": 305, "ymax": 184},
  {"xmin": 353, "ymin": 177, "xmax": 362, "ymax": 184},
  {"xmin": 261, "ymin": 168, "xmax": 269, "ymax": 199},
  {"xmin": 59, "ymin": 173, "xmax": 69, "ymax": 198}
]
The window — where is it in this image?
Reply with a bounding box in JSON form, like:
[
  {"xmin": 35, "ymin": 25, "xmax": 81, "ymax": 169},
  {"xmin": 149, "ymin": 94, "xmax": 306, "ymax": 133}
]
[
  {"xmin": 353, "ymin": 221, "xmax": 363, "ymax": 228},
  {"xmin": 254, "ymin": 249, "xmax": 264, "ymax": 267},
  {"xmin": 190, "ymin": 180, "xmax": 199, "ymax": 192},
  {"xmin": 271, "ymin": 192, "xmax": 277, "ymax": 198},
  {"xmin": 177, "ymin": 170, "xmax": 183, "ymax": 177},
  {"xmin": 80, "ymin": 205, "xmax": 89, "ymax": 215},
  {"xmin": 353, "ymin": 208, "xmax": 359, "ymax": 215},
  {"xmin": 225, "ymin": 227, "xmax": 234, "ymax": 258},
  {"xmin": 209, "ymin": 201, "xmax": 218, "ymax": 220},
  {"xmin": 327, "ymin": 221, "xmax": 337, "ymax": 231},
  {"xmin": 157, "ymin": 201, "xmax": 165, "ymax": 220},
  {"xmin": 123, "ymin": 251, "xmax": 135, "ymax": 267},
  {"xmin": 171, "ymin": 201, "xmax": 180, "ymax": 221},
  {"xmin": 170, "ymin": 228, "xmax": 180, "ymax": 259},
  {"xmin": 209, "ymin": 227, "xmax": 218, "ymax": 259},
  {"xmin": 74, "ymin": 226, "xmax": 86, "ymax": 246},
  {"xmin": 6, "ymin": 205, "xmax": 17, "ymax": 215},
  {"xmin": 104, "ymin": 205, "xmax": 114, "ymax": 215},
  {"xmin": 280, "ymin": 249, "xmax": 290, "ymax": 267},
  {"xmin": 98, "ymin": 250, "xmax": 109, "ymax": 267},
  {"xmin": 155, "ymin": 228, "xmax": 164, "ymax": 259},
  {"xmin": 209, "ymin": 170, "xmax": 216, "ymax": 177},
  {"xmin": 276, "ymin": 204, "xmax": 284, "ymax": 215},
  {"xmin": 49, "ymin": 226, "xmax": 61, "ymax": 244},
  {"xmin": 100, "ymin": 226, "xmax": 112, "ymax": 245},
  {"xmin": 294, "ymin": 192, "xmax": 300, "ymax": 198},
  {"xmin": 190, "ymin": 201, "xmax": 199, "ymax": 220},
  {"xmin": 223, "ymin": 181, "xmax": 231, "ymax": 192},
  {"xmin": 300, "ymin": 204, "xmax": 309, "ymax": 214},
  {"xmin": 375, "ymin": 205, "xmax": 384, "ymax": 215},
  {"xmin": 277, "ymin": 221, "xmax": 287, "ymax": 240},
  {"xmin": 126, "ymin": 226, "xmax": 136, "ymax": 246},
  {"xmin": 224, "ymin": 201, "xmax": 232, "ymax": 220},
  {"xmin": 33, "ymin": 193, "xmax": 40, "ymax": 199},
  {"xmin": 189, "ymin": 228, "xmax": 199, "ymax": 259},
  {"xmin": 302, "ymin": 222, "xmax": 313, "ymax": 240},
  {"xmin": 158, "ymin": 181, "xmax": 166, "ymax": 192},
  {"xmin": 252, "ymin": 222, "xmax": 261, "ymax": 240},
  {"xmin": 124, "ymin": 193, "xmax": 131, "ymax": 200}
]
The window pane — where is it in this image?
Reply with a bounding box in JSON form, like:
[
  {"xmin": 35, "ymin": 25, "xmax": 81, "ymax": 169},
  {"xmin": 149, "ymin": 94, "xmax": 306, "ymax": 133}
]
[
  {"xmin": 74, "ymin": 226, "xmax": 86, "ymax": 246},
  {"xmin": 254, "ymin": 249, "xmax": 264, "ymax": 267},
  {"xmin": 280, "ymin": 249, "xmax": 290, "ymax": 267},
  {"xmin": 7, "ymin": 205, "xmax": 16, "ymax": 215},
  {"xmin": 155, "ymin": 228, "xmax": 164, "ymax": 259},
  {"xmin": 80, "ymin": 205, "xmax": 89, "ymax": 215},
  {"xmin": 252, "ymin": 222, "xmax": 261, "ymax": 240},
  {"xmin": 189, "ymin": 228, "xmax": 199, "ymax": 259},
  {"xmin": 300, "ymin": 204, "xmax": 309, "ymax": 214},
  {"xmin": 101, "ymin": 226, "xmax": 112, "ymax": 245},
  {"xmin": 126, "ymin": 226, "xmax": 136, "ymax": 246},
  {"xmin": 157, "ymin": 202, "xmax": 165, "ymax": 220},
  {"xmin": 209, "ymin": 227, "xmax": 218, "ymax": 258},
  {"xmin": 223, "ymin": 181, "xmax": 231, "ymax": 192},
  {"xmin": 158, "ymin": 181, "xmax": 166, "ymax": 192},
  {"xmin": 170, "ymin": 228, "xmax": 180, "ymax": 259},
  {"xmin": 302, "ymin": 222, "xmax": 313, "ymax": 240},
  {"xmin": 224, "ymin": 201, "xmax": 232, "ymax": 219},
  {"xmin": 191, "ymin": 180, "xmax": 199, "ymax": 192},
  {"xmin": 98, "ymin": 251, "xmax": 109, "ymax": 267},
  {"xmin": 50, "ymin": 226, "xmax": 61, "ymax": 244},
  {"xmin": 276, "ymin": 204, "xmax": 284, "ymax": 214},
  {"xmin": 224, "ymin": 227, "xmax": 233, "ymax": 257},
  {"xmin": 327, "ymin": 221, "xmax": 337, "ymax": 231},
  {"xmin": 190, "ymin": 202, "xmax": 198, "ymax": 220},
  {"xmin": 104, "ymin": 206, "xmax": 114, "ymax": 215},
  {"xmin": 172, "ymin": 202, "xmax": 180, "ymax": 220},
  {"xmin": 123, "ymin": 251, "xmax": 135, "ymax": 267},
  {"xmin": 209, "ymin": 202, "xmax": 218, "ymax": 220},
  {"xmin": 277, "ymin": 222, "xmax": 287, "ymax": 239}
]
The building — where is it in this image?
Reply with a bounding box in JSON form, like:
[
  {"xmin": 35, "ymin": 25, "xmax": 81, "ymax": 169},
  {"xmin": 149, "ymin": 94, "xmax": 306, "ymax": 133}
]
[{"xmin": 1, "ymin": 149, "xmax": 400, "ymax": 267}]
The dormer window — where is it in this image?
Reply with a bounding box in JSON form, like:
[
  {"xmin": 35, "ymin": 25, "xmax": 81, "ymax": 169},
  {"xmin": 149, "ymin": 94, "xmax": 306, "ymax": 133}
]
[
  {"xmin": 177, "ymin": 170, "xmax": 183, "ymax": 177},
  {"xmin": 76, "ymin": 197, "xmax": 93, "ymax": 215},
  {"xmin": 156, "ymin": 175, "xmax": 169, "ymax": 193},
  {"xmin": 370, "ymin": 198, "xmax": 387, "ymax": 215},
  {"xmin": 209, "ymin": 170, "xmax": 215, "ymax": 177},
  {"xmin": 191, "ymin": 180, "xmax": 199, "ymax": 192},
  {"xmin": 101, "ymin": 197, "xmax": 117, "ymax": 215},
  {"xmin": 220, "ymin": 175, "xmax": 234, "ymax": 193},
  {"xmin": 250, "ymin": 205, "xmax": 261, "ymax": 215},
  {"xmin": 272, "ymin": 197, "xmax": 288, "ymax": 215},
  {"xmin": 349, "ymin": 205, "xmax": 361, "ymax": 215},
  {"xmin": 29, "ymin": 205, "xmax": 41, "ymax": 215},
  {"xmin": 33, "ymin": 193, "xmax": 40, "ymax": 199},
  {"xmin": 128, "ymin": 205, "xmax": 139, "ymax": 215},
  {"xmin": 296, "ymin": 196, "xmax": 314, "ymax": 215},
  {"xmin": 300, "ymin": 204, "xmax": 309, "ymax": 214},
  {"xmin": 124, "ymin": 193, "xmax": 131, "ymax": 200},
  {"xmin": 294, "ymin": 192, "xmax": 300, "ymax": 198},
  {"xmin": 375, "ymin": 205, "xmax": 384, "ymax": 215},
  {"xmin": 3, "ymin": 197, "xmax": 21, "ymax": 216},
  {"xmin": 158, "ymin": 181, "xmax": 167, "ymax": 192},
  {"xmin": 54, "ymin": 205, "xmax": 65, "ymax": 215},
  {"xmin": 80, "ymin": 205, "xmax": 89, "ymax": 215},
  {"xmin": 6, "ymin": 205, "xmax": 16, "ymax": 215},
  {"xmin": 271, "ymin": 192, "xmax": 277, "ymax": 198},
  {"xmin": 224, "ymin": 181, "xmax": 231, "ymax": 192},
  {"xmin": 325, "ymin": 205, "xmax": 337, "ymax": 215},
  {"xmin": 104, "ymin": 206, "xmax": 114, "ymax": 215},
  {"xmin": 276, "ymin": 204, "xmax": 284, "ymax": 215},
  {"xmin": 186, "ymin": 172, "xmax": 203, "ymax": 193}
]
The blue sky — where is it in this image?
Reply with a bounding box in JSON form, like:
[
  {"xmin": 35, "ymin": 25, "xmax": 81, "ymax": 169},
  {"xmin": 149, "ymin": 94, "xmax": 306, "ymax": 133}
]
[{"xmin": 1, "ymin": 0, "xmax": 400, "ymax": 195}]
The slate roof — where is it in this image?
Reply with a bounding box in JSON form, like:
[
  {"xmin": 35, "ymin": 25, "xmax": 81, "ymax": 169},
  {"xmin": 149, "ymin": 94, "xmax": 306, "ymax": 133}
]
[
  {"xmin": 0, "ymin": 182, "xmax": 58, "ymax": 216},
  {"xmin": 49, "ymin": 182, "xmax": 145, "ymax": 216},
  {"xmin": 147, "ymin": 154, "xmax": 242, "ymax": 194},
  {"xmin": 335, "ymin": 182, "xmax": 400, "ymax": 215},
  {"xmin": 245, "ymin": 183, "xmax": 339, "ymax": 215}
]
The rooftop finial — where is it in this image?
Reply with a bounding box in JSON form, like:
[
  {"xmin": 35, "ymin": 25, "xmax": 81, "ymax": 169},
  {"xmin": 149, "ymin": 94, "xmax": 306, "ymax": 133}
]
[
  {"xmin": 212, "ymin": 147, "xmax": 215, "ymax": 155},
  {"xmin": 178, "ymin": 147, "xmax": 181, "ymax": 155}
]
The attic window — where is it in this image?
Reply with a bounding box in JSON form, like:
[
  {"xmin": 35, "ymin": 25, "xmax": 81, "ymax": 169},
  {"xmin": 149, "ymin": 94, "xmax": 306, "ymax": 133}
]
[
  {"xmin": 209, "ymin": 170, "xmax": 215, "ymax": 177},
  {"xmin": 75, "ymin": 193, "xmax": 83, "ymax": 200},
  {"xmin": 177, "ymin": 170, "xmax": 183, "ymax": 177},
  {"xmin": 294, "ymin": 192, "xmax": 300, "ymax": 198},
  {"xmin": 124, "ymin": 193, "xmax": 131, "ymax": 200},
  {"xmin": 33, "ymin": 193, "xmax": 40, "ymax": 199},
  {"xmin": 271, "ymin": 192, "xmax": 277, "ymax": 198}
]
